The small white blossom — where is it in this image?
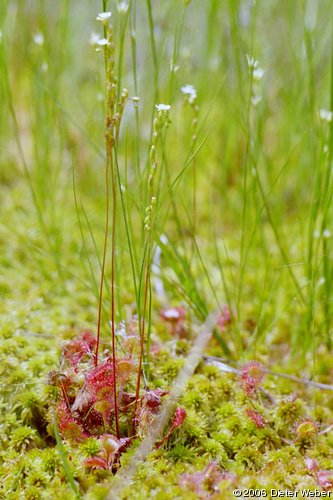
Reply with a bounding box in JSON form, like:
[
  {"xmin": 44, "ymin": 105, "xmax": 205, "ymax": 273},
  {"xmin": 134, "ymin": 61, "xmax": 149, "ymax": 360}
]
[
  {"xmin": 41, "ymin": 62, "xmax": 48, "ymax": 73},
  {"xmin": 181, "ymin": 84, "xmax": 197, "ymax": 104},
  {"xmin": 246, "ymin": 54, "xmax": 258, "ymax": 69},
  {"xmin": 89, "ymin": 32, "xmax": 101, "ymax": 45},
  {"xmin": 253, "ymin": 67, "xmax": 265, "ymax": 81},
  {"xmin": 163, "ymin": 308, "xmax": 181, "ymax": 320},
  {"xmin": 130, "ymin": 96, "xmax": 140, "ymax": 109},
  {"xmin": 33, "ymin": 33, "xmax": 44, "ymax": 46},
  {"xmin": 323, "ymin": 229, "xmax": 332, "ymax": 239},
  {"xmin": 96, "ymin": 12, "xmax": 112, "ymax": 22},
  {"xmin": 320, "ymin": 109, "xmax": 333, "ymax": 122},
  {"xmin": 96, "ymin": 38, "xmax": 109, "ymax": 47},
  {"xmin": 117, "ymin": 1, "xmax": 129, "ymax": 14},
  {"xmin": 313, "ymin": 230, "xmax": 320, "ymax": 239},
  {"xmin": 155, "ymin": 104, "xmax": 171, "ymax": 112}
]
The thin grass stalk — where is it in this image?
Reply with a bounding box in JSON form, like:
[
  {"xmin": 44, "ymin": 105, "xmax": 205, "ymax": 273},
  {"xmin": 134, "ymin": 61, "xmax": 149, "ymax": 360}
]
[
  {"xmin": 134, "ymin": 107, "xmax": 170, "ymax": 424},
  {"xmin": 145, "ymin": 0, "xmax": 159, "ymax": 103}
]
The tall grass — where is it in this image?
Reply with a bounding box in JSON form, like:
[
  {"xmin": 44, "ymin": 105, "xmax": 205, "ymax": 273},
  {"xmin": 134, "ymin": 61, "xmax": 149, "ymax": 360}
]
[{"xmin": 2, "ymin": 0, "xmax": 333, "ymax": 373}]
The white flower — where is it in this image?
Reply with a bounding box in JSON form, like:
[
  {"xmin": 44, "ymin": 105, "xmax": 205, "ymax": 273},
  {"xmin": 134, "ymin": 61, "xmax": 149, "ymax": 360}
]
[
  {"xmin": 96, "ymin": 38, "xmax": 109, "ymax": 47},
  {"xmin": 117, "ymin": 1, "xmax": 129, "ymax": 14},
  {"xmin": 253, "ymin": 67, "xmax": 265, "ymax": 81},
  {"xmin": 246, "ymin": 54, "xmax": 258, "ymax": 69},
  {"xmin": 323, "ymin": 229, "xmax": 332, "ymax": 239},
  {"xmin": 89, "ymin": 32, "xmax": 101, "ymax": 45},
  {"xmin": 181, "ymin": 84, "xmax": 197, "ymax": 104},
  {"xmin": 130, "ymin": 96, "xmax": 140, "ymax": 108},
  {"xmin": 163, "ymin": 308, "xmax": 181, "ymax": 320},
  {"xmin": 41, "ymin": 62, "xmax": 48, "ymax": 73},
  {"xmin": 33, "ymin": 33, "xmax": 44, "ymax": 46},
  {"xmin": 155, "ymin": 104, "xmax": 171, "ymax": 112},
  {"xmin": 96, "ymin": 12, "xmax": 112, "ymax": 22},
  {"xmin": 320, "ymin": 109, "xmax": 333, "ymax": 122}
]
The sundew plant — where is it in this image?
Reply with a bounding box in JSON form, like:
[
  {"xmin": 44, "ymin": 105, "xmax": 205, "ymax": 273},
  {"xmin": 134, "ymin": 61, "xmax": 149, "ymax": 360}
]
[{"xmin": 2, "ymin": 0, "xmax": 333, "ymax": 498}]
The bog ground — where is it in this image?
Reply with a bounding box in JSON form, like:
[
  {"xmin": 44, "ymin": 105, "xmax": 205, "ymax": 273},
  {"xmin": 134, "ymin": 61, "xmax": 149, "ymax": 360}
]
[{"xmin": 2, "ymin": 1, "xmax": 333, "ymax": 499}]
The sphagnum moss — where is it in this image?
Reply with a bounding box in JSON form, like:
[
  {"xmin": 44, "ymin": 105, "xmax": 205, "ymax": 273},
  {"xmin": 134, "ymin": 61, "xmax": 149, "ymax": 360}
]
[{"xmin": 3, "ymin": 1, "xmax": 333, "ymax": 498}]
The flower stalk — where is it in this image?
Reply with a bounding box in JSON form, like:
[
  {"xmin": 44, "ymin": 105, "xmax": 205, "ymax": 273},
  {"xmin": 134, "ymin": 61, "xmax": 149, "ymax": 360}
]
[{"xmin": 95, "ymin": 10, "xmax": 128, "ymax": 439}]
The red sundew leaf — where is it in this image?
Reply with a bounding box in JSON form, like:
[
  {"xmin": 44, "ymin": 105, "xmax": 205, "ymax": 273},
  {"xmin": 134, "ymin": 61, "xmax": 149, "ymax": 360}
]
[
  {"xmin": 81, "ymin": 330, "xmax": 97, "ymax": 349},
  {"xmin": 61, "ymin": 331, "xmax": 96, "ymax": 367},
  {"xmin": 56, "ymin": 400, "xmax": 86, "ymax": 442},
  {"xmin": 99, "ymin": 434, "xmax": 132, "ymax": 455},
  {"xmin": 119, "ymin": 392, "xmax": 136, "ymax": 410},
  {"xmin": 84, "ymin": 456, "xmax": 108, "ymax": 470},
  {"xmin": 144, "ymin": 389, "xmax": 168, "ymax": 412},
  {"xmin": 84, "ymin": 435, "xmax": 132, "ymax": 471},
  {"xmin": 172, "ymin": 406, "xmax": 187, "ymax": 428},
  {"xmin": 94, "ymin": 400, "xmax": 113, "ymax": 422},
  {"xmin": 160, "ymin": 306, "xmax": 186, "ymax": 323},
  {"xmin": 160, "ymin": 306, "xmax": 188, "ymax": 337},
  {"xmin": 116, "ymin": 358, "xmax": 137, "ymax": 384},
  {"xmin": 293, "ymin": 419, "xmax": 319, "ymax": 440},
  {"xmin": 47, "ymin": 371, "xmax": 73, "ymax": 392},
  {"xmin": 86, "ymin": 361, "xmax": 115, "ymax": 395},
  {"xmin": 71, "ymin": 386, "xmax": 94, "ymax": 413},
  {"xmin": 239, "ymin": 361, "xmax": 265, "ymax": 396},
  {"xmin": 156, "ymin": 407, "xmax": 187, "ymax": 449}
]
